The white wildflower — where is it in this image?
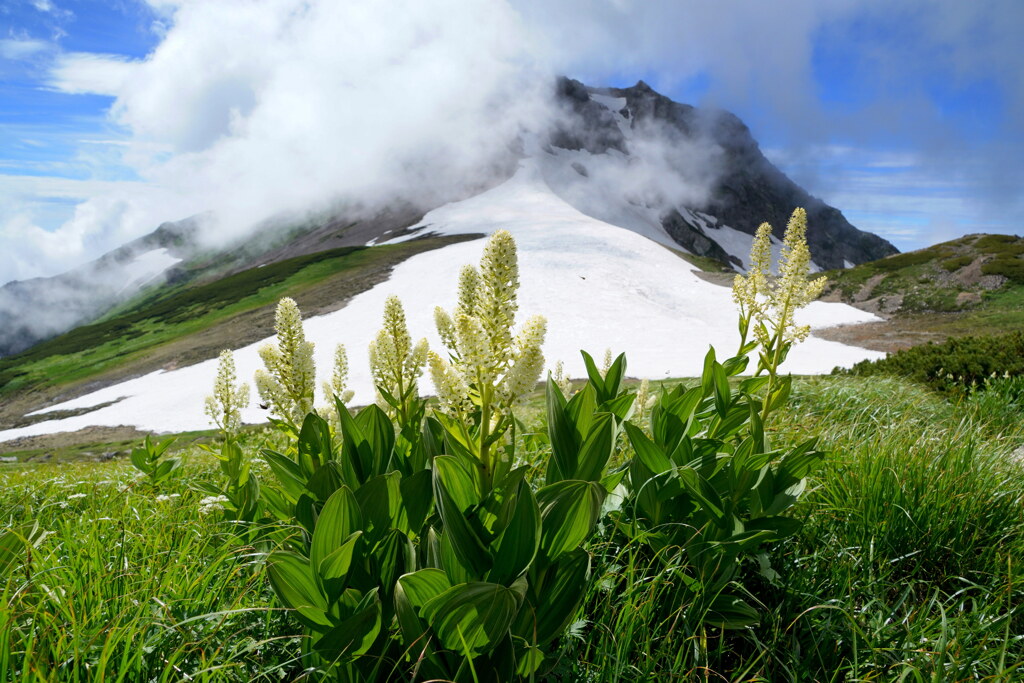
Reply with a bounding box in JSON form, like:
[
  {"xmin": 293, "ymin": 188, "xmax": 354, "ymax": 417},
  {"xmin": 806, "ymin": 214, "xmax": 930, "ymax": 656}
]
[{"xmin": 205, "ymin": 349, "xmax": 250, "ymax": 438}]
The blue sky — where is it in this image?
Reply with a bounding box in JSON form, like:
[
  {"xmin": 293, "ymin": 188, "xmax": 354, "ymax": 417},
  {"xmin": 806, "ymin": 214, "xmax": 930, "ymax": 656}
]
[{"xmin": 1, "ymin": 0, "xmax": 1022, "ymax": 283}]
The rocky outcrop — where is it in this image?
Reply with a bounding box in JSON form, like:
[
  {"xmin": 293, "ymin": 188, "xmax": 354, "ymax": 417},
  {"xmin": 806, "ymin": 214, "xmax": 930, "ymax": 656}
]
[{"xmin": 552, "ymin": 78, "xmax": 898, "ymax": 269}]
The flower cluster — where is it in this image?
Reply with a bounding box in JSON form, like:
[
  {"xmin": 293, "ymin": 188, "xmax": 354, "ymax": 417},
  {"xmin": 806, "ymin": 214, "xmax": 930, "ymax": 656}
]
[
  {"xmin": 732, "ymin": 208, "xmax": 827, "ymax": 353},
  {"xmin": 552, "ymin": 360, "xmax": 573, "ymax": 397},
  {"xmin": 322, "ymin": 343, "xmax": 355, "ymax": 405},
  {"xmin": 198, "ymin": 495, "xmax": 229, "ymax": 515},
  {"xmin": 255, "ymin": 298, "xmax": 316, "ymax": 426},
  {"xmin": 368, "ymin": 295, "xmax": 428, "ymax": 416},
  {"xmin": 428, "ymin": 230, "xmax": 547, "ymax": 419},
  {"xmin": 204, "ymin": 349, "xmax": 250, "ymax": 438}
]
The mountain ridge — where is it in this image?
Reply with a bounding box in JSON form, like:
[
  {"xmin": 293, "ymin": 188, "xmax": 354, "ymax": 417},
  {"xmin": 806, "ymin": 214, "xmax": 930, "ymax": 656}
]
[{"xmin": 1, "ymin": 77, "xmax": 897, "ymax": 358}]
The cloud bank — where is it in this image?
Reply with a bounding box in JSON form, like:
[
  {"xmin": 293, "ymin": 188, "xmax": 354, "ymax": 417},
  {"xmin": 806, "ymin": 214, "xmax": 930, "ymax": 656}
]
[{"xmin": 2, "ymin": 0, "xmax": 1023, "ymax": 283}]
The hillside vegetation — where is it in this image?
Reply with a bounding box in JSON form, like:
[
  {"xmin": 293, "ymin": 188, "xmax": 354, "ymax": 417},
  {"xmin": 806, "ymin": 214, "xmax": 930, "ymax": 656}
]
[
  {"xmin": 0, "ymin": 235, "xmax": 476, "ymax": 427},
  {"xmin": 2, "ymin": 223, "xmax": 1022, "ymax": 681},
  {"xmin": 823, "ymin": 232, "xmax": 1024, "ymax": 314},
  {"xmin": 814, "ymin": 233, "xmax": 1024, "ymax": 351}
]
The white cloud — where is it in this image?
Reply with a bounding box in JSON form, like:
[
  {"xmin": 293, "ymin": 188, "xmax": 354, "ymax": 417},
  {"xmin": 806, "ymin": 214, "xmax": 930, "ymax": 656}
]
[
  {"xmin": 5, "ymin": 0, "xmax": 1024, "ymax": 283},
  {"xmin": 2, "ymin": 0, "xmax": 558, "ymax": 285},
  {"xmin": 48, "ymin": 53, "xmax": 137, "ymax": 95},
  {"xmin": 0, "ymin": 37, "xmax": 50, "ymax": 60}
]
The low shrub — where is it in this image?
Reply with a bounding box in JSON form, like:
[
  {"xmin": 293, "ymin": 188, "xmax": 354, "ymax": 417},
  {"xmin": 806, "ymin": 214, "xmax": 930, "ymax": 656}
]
[{"xmin": 840, "ymin": 331, "xmax": 1024, "ymax": 393}]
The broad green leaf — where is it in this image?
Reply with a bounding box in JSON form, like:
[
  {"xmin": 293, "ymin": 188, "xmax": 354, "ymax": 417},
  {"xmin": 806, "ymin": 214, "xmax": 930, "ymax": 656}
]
[
  {"xmin": 625, "ymin": 422, "xmax": 671, "ymax": 474},
  {"xmin": 701, "ymin": 347, "xmax": 717, "ymax": 397},
  {"xmin": 602, "ymin": 352, "xmax": 628, "ymax": 403},
  {"xmin": 487, "ymin": 482, "xmax": 540, "ymax": 584},
  {"xmin": 535, "ymin": 480, "xmax": 604, "ymax": 564},
  {"xmin": 297, "ymin": 412, "xmax": 333, "ymax": 477},
  {"xmin": 336, "ymin": 397, "xmax": 370, "ymax": 484},
  {"xmin": 395, "ymin": 568, "xmax": 451, "ymax": 647},
  {"xmin": 261, "ymin": 448, "xmax": 306, "ymax": 501},
  {"xmin": 434, "ymin": 455, "xmax": 480, "ymax": 511},
  {"xmin": 545, "ymin": 378, "xmax": 577, "ymax": 484},
  {"xmin": 372, "ymin": 528, "xmax": 413, "ymax": 602},
  {"xmin": 712, "ymin": 361, "xmax": 731, "ymax": 416},
  {"xmin": 676, "ymin": 467, "xmax": 729, "ymax": 529},
  {"xmin": 580, "ymin": 350, "xmax": 605, "ymax": 393},
  {"xmin": 355, "ymin": 403, "xmax": 395, "ymax": 475},
  {"xmin": 472, "ymin": 468, "xmax": 528, "ymax": 542},
  {"xmin": 267, "ymin": 551, "xmax": 329, "ymax": 625},
  {"xmin": 318, "ymin": 531, "xmax": 362, "ymax": 602},
  {"xmin": 399, "ymin": 469, "xmax": 434, "ymax": 535},
  {"xmin": 706, "ymin": 593, "xmax": 760, "ymax": 629},
  {"xmin": 314, "ymin": 590, "xmax": 382, "ymax": 659},
  {"xmin": 305, "ymin": 460, "xmax": 344, "ymax": 502},
  {"xmin": 422, "ymin": 581, "xmax": 520, "ymax": 656},
  {"xmin": 603, "ymin": 392, "xmax": 636, "ymax": 422},
  {"xmin": 575, "ymin": 412, "xmax": 615, "ymax": 482},
  {"xmin": 434, "ymin": 471, "xmax": 492, "ymax": 578},
  {"xmin": 311, "ymin": 486, "xmax": 363, "ymax": 571},
  {"xmin": 515, "ymin": 548, "xmax": 590, "ymax": 646},
  {"xmin": 354, "ymin": 472, "xmax": 401, "ymax": 544}
]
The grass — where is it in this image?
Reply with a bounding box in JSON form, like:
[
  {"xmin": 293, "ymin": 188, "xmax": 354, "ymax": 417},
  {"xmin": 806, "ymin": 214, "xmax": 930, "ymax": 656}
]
[
  {"xmin": 0, "ymin": 236, "xmax": 474, "ymax": 400},
  {"xmin": 3, "ymin": 374, "xmax": 1022, "ymax": 680}
]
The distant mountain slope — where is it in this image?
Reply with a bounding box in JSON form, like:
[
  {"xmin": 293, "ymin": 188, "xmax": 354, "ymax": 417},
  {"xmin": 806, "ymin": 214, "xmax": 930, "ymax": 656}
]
[
  {"xmin": 822, "ymin": 233, "xmax": 1024, "ymax": 314},
  {"xmin": 1, "ymin": 77, "xmax": 897, "ymax": 358},
  {"xmin": 814, "ymin": 233, "xmax": 1024, "ymax": 352},
  {"xmin": 0, "ymin": 162, "xmax": 883, "ymax": 442}
]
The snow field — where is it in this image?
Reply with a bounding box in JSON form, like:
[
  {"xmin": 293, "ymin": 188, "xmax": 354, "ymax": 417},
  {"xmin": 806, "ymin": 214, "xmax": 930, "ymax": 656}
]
[{"xmin": 0, "ymin": 163, "xmax": 882, "ymax": 442}]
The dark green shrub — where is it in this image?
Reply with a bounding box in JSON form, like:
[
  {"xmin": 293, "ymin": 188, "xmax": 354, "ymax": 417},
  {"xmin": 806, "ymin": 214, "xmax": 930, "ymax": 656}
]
[
  {"xmin": 940, "ymin": 255, "xmax": 973, "ymax": 271},
  {"xmin": 839, "ymin": 331, "xmax": 1024, "ymax": 393},
  {"xmin": 981, "ymin": 257, "xmax": 1024, "ymax": 283}
]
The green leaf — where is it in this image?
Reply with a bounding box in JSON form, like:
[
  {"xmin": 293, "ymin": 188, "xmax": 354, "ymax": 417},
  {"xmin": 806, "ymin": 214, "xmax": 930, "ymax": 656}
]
[
  {"xmin": 336, "ymin": 397, "xmax": 369, "ymax": 484},
  {"xmin": 487, "ymin": 481, "xmax": 540, "ymax": 584},
  {"xmin": 516, "ymin": 548, "xmax": 590, "ymax": 645},
  {"xmin": 580, "ymin": 350, "xmax": 604, "ymax": 392},
  {"xmin": 676, "ymin": 468, "xmax": 729, "ymax": 530},
  {"xmin": 311, "ymin": 486, "xmax": 363, "ymax": 571},
  {"xmin": 305, "ymin": 460, "xmax": 345, "ymax": 502},
  {"xmin": 434, "ymin": 468, "xmax": 492, "ymax": 578},
  {"xmin": 625, "ymin": 422, "xmax": 671, "ymax": 474},
  {"xmin": 267, "ymin": 551, "xmax": 329, "ymax": 626},
  {"xmin": 712, "ymin": 361, "xmax": 731, "ymax": 416},
  {"xmin": 701, "ymin": 346, "xmax": 717, "ymax": 397},
  {"xmin": 545, "ymin": 379, "xmax": 577, "ymax": 484},
  {"xmin": 399, "ymin": 469, "xmax": 434, "ymax": 536},
  {"xmin": 395, "ymin": 568, "xmax": 452, "ymax": 647},
  {"xmin": 314, "ymin": 590, "xmax": 382, "ymax": 660},
  {"xmin": 354, "ymin": 472, "xmax": 401, "ymax": 544},
  {"xmin": 422, "ymin": 581, "xmax": 520, "ymax": 656},
  {"xmin": 705, "ymin": 593, "xmax": 760, "ymax": 629},
  {"xmin": 601, "ymin": 352, "xmax": 628, "ymax": 403},
  {"xmin": 318, "ymin": 531, "xmax": 362, "ymax": 603},
  {"xmin": 535, "ymin": 480, "xmax": 604, "ymax": 564},
  {"xmin": 297, "ymin": 412, "xmax": 333, "ymax": 477},
  {"xmin": 574, "ymin": 412, "xmax": 615, "ymax": 482},
  {"xmin": 261, "ymin": 449, "xmax": 306, "ymax": 501},
  {"xmin": 372, "ymin": 528, "xmax": 413, "ymax": 603},
  {"xmin": 434, "ymin": 455, "xmax": 480, "ymax": 511},
  {"xmin": 355, "ymin": 404, "xmax": 396, "ymax": 475}
]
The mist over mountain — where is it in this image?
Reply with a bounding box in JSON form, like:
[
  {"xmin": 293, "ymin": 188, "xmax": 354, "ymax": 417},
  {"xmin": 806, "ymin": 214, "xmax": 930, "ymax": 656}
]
[{"xmin": 0, "ymin": 77, "xmax": 896, "ymax": 358}]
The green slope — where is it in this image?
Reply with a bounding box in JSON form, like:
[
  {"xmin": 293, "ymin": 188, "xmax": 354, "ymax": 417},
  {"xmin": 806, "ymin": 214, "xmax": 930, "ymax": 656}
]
[{"xmin": 0, "ymin": 235, "xmax": 477, "ymax": 403}]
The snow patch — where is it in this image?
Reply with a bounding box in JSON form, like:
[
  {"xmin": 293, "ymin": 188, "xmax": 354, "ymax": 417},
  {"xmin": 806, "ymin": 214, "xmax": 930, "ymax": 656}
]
[{"xmin": 0, "ymin": 162, "xmax": 882, "ymax": 443}]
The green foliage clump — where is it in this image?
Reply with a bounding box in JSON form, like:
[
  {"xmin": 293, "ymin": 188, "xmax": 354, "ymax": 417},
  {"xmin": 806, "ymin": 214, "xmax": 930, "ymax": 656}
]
[
  {"xmin": 982, "ymin": 257, "xmax": 1024, "ymax": 283},
  {"xmin": 940, "ymin": 254, "xmax": 973, "ymax": 271},
  {"xmin": 842, "ymin": 331, "xmax": 1024, "ymax": 392}
]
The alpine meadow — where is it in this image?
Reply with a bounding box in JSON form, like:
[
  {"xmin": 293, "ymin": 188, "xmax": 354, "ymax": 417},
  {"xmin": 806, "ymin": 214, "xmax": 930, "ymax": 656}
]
[
  {"xmin": 3, "ymin": 3, "xmax": 1024, "ymax": 682},
  {"xmin": 3, "ymin": 213, "xmax": 1023, "ymax": 681}
]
